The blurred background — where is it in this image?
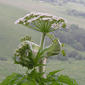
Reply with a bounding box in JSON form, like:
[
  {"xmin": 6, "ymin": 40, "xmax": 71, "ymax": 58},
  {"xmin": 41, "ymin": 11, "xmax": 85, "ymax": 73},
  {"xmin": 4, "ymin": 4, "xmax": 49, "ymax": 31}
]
[{"xmin": 0, "ymin": 0, "xmax": 85, "ymax": 84}]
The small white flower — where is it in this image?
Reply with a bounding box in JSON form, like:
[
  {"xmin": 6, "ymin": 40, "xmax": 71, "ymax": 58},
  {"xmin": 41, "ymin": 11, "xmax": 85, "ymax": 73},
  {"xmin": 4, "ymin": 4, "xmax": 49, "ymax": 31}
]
[
  {"xmin": 15, "ymin": 20, "xmax": 20, "ymax": 24},
  {"xmin": 42, "ymin": 17, "xmax": 52, "ymax": 21},
  {"xmin": 51, "ymin": 23, "xmax": 57, "ymax": 28},
  {"xmin": 52, "ymin": 16, "xmax": 57, "ymax": 20},
  {"xmin": 27, "ymin": 16, "xmax": 40, "ymax": 23},
  {"xmin": 15, "ymin": 18, "xmax": 24, "ymax": 24}
]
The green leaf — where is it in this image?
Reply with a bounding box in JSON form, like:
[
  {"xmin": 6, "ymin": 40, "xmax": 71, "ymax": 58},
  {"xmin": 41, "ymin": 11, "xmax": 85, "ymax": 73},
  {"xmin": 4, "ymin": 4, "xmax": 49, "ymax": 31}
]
[
  {"xmin": 20, "ymin": 35, "xmax": 32, "ymax": 42},
  {"xmin": 40, "ymin": 38, "xmax": 61, "ymax": 57},
  {"xmin": 61, "ymin": 50, "xmax": 66, "ymax": 56},
  {"xmin": 47, "ymin": 69, "xmax": 63, "ymax": 78},
  {"xmin": 0, "ymin": 73, "xmax": 23, "ymax": 85},
  {"xmin": 62, "ymin": 23, "xmax": 66, "ymax": 28},
  {"xmin": 21, "ymin": 80, "xmax": 36, "ymax": 85},
  {"xmin": 14, "ymin": 41, "xmax": 40, "ymax": 69},
  {"xmin": 61, "ymin": 43, "xmax": 64, "ymax": 47},
  {"xmin": 57, "ymin": 75, "xmax": 78, "ymax": 85}
]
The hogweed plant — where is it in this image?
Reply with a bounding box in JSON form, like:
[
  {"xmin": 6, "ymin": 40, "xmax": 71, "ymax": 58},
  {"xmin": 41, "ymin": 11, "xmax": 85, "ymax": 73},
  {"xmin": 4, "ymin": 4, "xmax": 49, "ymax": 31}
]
[{"xmin": 0, "ymin": 12, "xmax": 78, "ymax": 85}]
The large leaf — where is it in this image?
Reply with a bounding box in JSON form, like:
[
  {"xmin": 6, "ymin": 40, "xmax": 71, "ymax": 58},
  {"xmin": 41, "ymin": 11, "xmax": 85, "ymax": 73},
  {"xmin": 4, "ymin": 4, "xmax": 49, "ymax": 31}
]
[{"xmin": 40, "ymin": 38, "xmax": 61, "ymax": 57}]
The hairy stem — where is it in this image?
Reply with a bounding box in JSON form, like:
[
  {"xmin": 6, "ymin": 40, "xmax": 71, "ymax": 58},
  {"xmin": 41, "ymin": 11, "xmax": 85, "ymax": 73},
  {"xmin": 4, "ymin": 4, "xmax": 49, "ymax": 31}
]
[{"xmin": 38, "ymin": 33, "xmax": 46, "ymax": 74}]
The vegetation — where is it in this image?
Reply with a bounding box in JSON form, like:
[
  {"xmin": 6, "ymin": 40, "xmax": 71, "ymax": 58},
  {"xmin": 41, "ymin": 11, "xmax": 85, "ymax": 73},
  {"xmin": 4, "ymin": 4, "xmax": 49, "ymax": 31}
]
[
  {"xmin": 0, "ymin": 12, "xmax": 78, "ymax": 85},
  {"xmin": 0, "ymin": 0, "xmax": 85, "ymax": 84}
]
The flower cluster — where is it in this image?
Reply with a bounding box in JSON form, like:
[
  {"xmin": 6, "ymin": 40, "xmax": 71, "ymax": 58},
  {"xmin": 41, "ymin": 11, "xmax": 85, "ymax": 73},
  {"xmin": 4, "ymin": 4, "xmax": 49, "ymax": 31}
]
[
  {"xmin": 15, "ymin": 12, "xmax": 66, "ymax": 33},
  {"xmin": 14, "ymin": 41, "xmax": 39, "ymax": 69}
]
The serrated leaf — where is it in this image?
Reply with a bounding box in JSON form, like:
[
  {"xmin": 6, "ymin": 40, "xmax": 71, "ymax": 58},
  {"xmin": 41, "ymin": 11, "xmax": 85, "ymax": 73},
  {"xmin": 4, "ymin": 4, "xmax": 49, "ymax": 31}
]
[
  {"xmin": 40, "ymin": 38, "xmax": 61, "ymax": 57},
  {"xmin": 47, "ymin": 69, "xmax": 63, "ymax": 78},
  {"xmin": 0, "ymin": 73, "xmax": 23, "ymax": 85},
  {"xmin": 57, "ymin": 75, "xmax": 78, "ymax": 85}
]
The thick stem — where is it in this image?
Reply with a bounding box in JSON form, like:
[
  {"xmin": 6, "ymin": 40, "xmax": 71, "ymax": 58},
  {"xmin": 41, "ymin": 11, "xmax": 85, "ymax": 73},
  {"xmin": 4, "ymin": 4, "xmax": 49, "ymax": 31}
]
[
  {"xmin": 38, "ymin": 33, "xmax": 46, "ymax": 74},
  {"xmin": 39, "ymin": 57, "xmax": 47, "ymax": 78},
  {"xmin": 43, "ymin": 57, "xmax": 47, "ymax": 78}
]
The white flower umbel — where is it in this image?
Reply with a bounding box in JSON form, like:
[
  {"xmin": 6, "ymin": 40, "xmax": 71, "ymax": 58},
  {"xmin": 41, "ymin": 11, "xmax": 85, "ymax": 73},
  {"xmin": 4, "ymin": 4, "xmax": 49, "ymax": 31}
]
[
  {"xmin": 27, "ymin": 16, "xmax": 40, "ymax": 23},
  {"xmin": 15, "ymin": 12, "xmax": 66, "ymax": 33},
  {"xmin": 42, "ymin": 17, "xmax": 52, "ymax": 21}
]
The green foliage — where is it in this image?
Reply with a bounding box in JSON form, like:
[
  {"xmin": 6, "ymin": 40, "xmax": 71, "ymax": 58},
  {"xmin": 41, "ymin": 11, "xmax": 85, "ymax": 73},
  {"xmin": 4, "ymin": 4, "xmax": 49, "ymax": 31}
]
[
  {"xmin": 40, "ymin": 38, "xmax": 61, "ymax": 57},
  {"xmin": 0, "ymin": 73, "xmax": 37, "ymax": 85},
  {"xmin": 20, "ymin": 35, "xmax": 32, "ymax": 42},
  {"xmin": 14, "ymin": 42, "xmax": 34, "ymax": 69},
  {"xmin": 14, "ymin": 41, "xmax": 42, "ymax": 69},
  {"xmin": 57, "ymin": 75, "xmax": 78, "ymax": 85},
  {"xmin": 0, "ymin": 70, "xmax": 78, "ymax": 85},
  {"xmin": 61, "ymin": 50, "xmax": 66, "ymax": 56},
  {"xmin": 0, "ymin": 12, "xmax": 78, "ymax": 85},
  {"xmin": 47, "ymin": 69, "xmax": 62, "ymax": 78},
  {"xmin": 0, "ymin": 73, "xmax": 24, "ymax": 85}
]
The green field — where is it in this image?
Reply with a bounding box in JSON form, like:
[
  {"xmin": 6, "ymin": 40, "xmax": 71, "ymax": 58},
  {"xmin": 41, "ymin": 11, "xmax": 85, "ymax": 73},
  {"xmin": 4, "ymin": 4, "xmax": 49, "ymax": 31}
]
[{"xmin": 0, "ymin": 0, "xmax": 85, "ymax": 85}]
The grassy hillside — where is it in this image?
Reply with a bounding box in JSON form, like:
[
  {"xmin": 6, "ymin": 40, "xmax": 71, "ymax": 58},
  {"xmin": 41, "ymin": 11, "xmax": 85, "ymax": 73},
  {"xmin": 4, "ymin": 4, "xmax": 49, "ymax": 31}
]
[{"xmin": 0, "ymin": 3, "xmax": 40, "ymax": 58}]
